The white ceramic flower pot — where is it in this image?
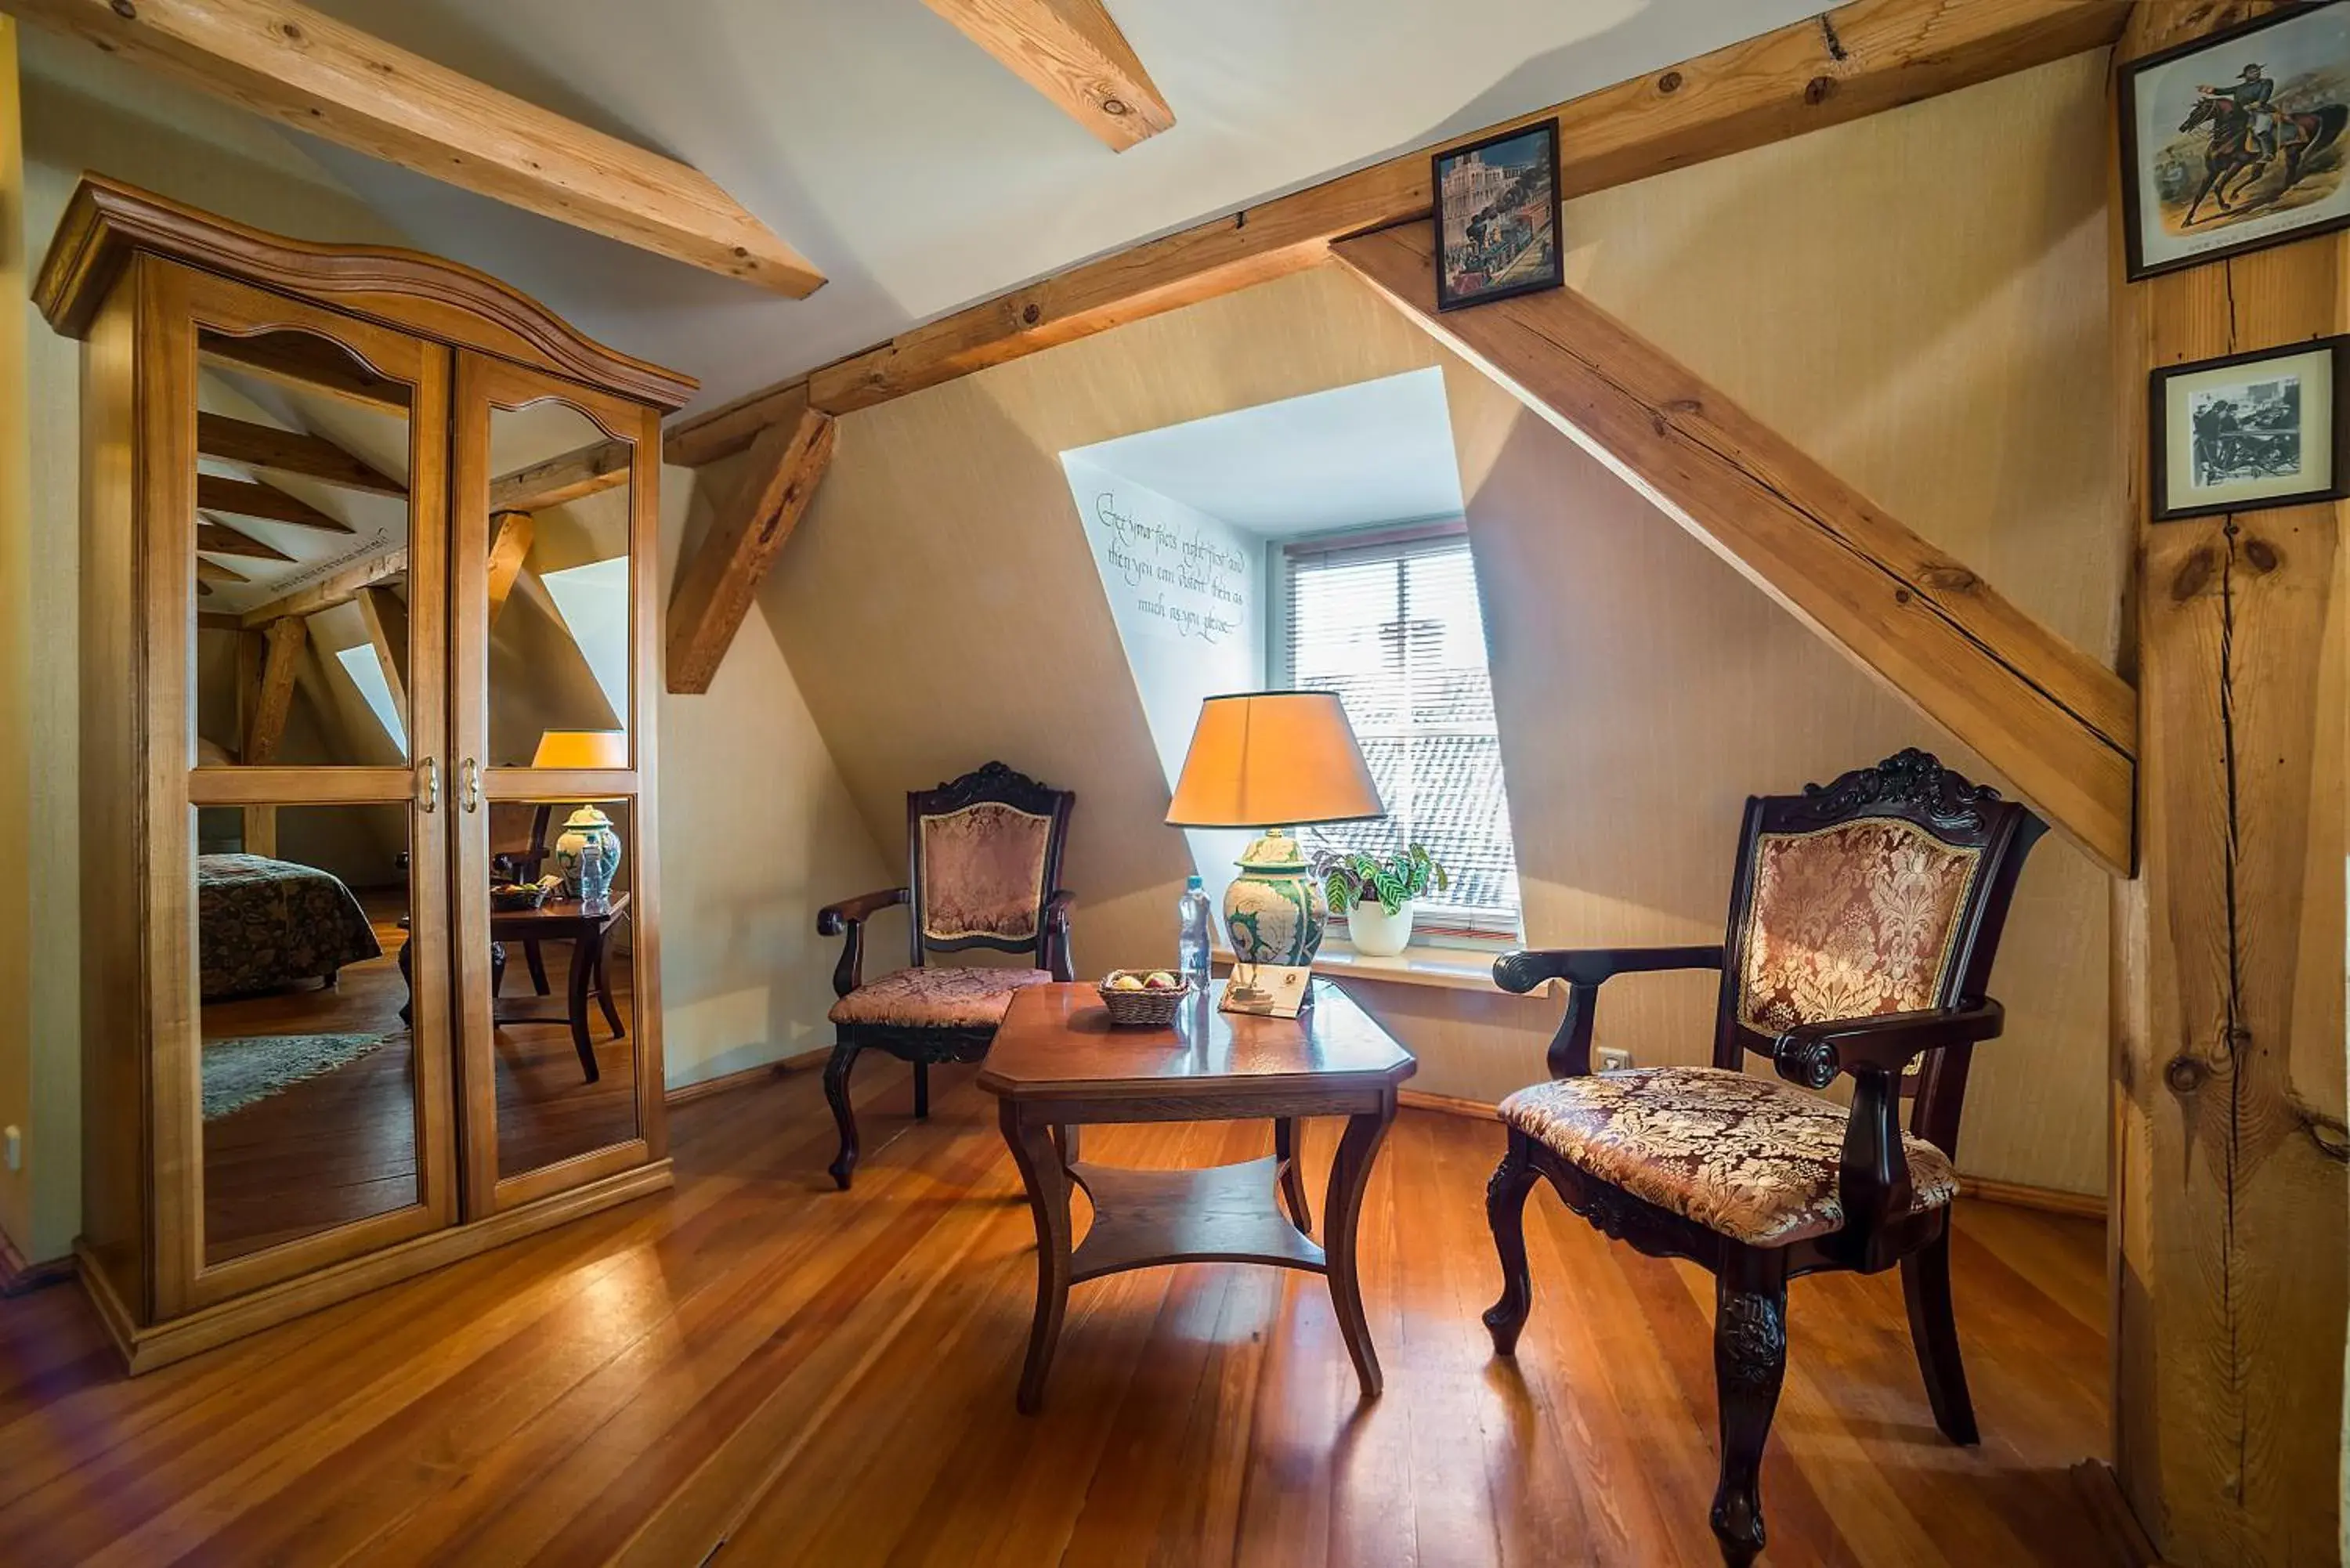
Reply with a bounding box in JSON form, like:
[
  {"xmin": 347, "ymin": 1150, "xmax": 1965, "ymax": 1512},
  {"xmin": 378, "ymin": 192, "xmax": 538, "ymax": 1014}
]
[{"xmin": 1347, "ymin": 900, "xmax": 1415, "ymax": 957}]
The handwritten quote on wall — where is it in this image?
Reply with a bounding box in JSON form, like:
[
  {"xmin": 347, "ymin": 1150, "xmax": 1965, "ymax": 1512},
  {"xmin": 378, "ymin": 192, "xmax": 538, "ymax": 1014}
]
[{"xmin": 1090, "ymin": 490, "xmax": 1250, "ymax": 645}]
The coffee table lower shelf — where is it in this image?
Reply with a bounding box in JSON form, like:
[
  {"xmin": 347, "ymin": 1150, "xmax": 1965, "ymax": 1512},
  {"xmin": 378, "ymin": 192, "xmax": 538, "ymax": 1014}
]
[{"xmin": 1066, "ymin": 1155, "xmax": 1324, "ymax": 1283}]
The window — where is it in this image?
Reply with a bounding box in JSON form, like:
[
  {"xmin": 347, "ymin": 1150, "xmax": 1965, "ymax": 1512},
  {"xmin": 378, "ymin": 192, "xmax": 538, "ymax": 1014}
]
[{"xmin": 1280, "ymin": 523, "xmax": 1520, "ymax": 938}]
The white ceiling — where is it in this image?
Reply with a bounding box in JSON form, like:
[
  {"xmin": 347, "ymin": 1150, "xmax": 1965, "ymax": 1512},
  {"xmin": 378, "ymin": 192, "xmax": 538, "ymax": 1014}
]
[
  {"xmin": 20, "ymin": 0, "xmax": 1825, "ymax": 417},
  {"xmin": 1065, "ymin": 367, "xmax": 1462, "ymax": 536}
]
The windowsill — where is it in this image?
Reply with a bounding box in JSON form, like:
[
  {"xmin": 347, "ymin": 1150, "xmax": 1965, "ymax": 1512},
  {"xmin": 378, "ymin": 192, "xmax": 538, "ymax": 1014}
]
[{"xmin": 1216, "ymin": 941, "xmax": 1523, "ymax": 994}]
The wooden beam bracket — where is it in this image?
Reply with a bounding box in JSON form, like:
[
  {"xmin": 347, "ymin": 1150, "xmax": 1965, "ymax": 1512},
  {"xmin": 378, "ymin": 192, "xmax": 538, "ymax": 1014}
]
[{"xmin": 664, "ymin": 410, "xmax": 837, "ymax": 694}]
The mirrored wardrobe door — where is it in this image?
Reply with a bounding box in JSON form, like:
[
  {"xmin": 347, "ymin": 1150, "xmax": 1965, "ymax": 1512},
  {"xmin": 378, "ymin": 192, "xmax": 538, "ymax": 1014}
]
[
  {"xmin": 151, "ymin": 264, "xmax": 461, "ymax": 1313},
  {"xmin": 449, "ymin": 353, "xmax": 664, "ymax": 1214}
]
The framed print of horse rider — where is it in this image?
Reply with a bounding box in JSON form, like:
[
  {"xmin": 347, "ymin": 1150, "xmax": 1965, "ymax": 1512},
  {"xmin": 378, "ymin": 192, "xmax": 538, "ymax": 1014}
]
[
  {"xmin": 2120, "ymin": 2, "xmax": 2350, "ymax": 280},
  {"xmin": 2151, "ymin": 337, "xmax": 2348, "ymax": 522}
]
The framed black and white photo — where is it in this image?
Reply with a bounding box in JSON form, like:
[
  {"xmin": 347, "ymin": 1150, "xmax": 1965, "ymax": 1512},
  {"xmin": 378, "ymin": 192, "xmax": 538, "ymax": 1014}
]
[
  {"xmin": 2152, "ymin": 337, "xmax": 2348, "ymax": 521},
  {"xmin": 2120, "ymin": 3, "xmax": 2350, "ymax": 280},
  {"xmin": 1432, "ymin": 121, "xmax": 1561, "ymax": 311}
]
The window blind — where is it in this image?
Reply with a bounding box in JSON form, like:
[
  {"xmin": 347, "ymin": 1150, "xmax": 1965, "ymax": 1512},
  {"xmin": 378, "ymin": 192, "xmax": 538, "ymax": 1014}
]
[{"xmin": 1281, "ymin": 526, "xmax": 1520, "ymax": 936}]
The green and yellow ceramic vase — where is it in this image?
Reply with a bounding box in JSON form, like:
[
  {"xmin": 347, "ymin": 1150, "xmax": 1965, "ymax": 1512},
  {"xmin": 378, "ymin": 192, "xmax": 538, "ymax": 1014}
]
[{"xmin": 1222, "ymin": 828, "xmax": 1327, "ymax": 966}]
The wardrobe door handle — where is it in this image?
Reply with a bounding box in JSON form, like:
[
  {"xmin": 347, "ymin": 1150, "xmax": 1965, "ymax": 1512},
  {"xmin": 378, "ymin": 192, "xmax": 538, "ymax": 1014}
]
[
  {"xmin": 418, "ymin": 757, "xmax": 439, "ymax": 814},
  {"xmin": 461, "ymin": 757, "xmax": 483, "ymax": 813}
]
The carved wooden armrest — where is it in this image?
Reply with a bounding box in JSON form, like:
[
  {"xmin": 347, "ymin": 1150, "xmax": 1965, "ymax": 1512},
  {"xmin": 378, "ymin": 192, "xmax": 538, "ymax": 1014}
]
[
  {"xmin": 1769, "ymin": 1001, "xmax": 2006, "ymax": 1091},
  {"xmin": 816, "ymin": 887, "xmax": 909, "ymax": 999},
  {"xmin": 1042, "ymin": 889, "xmax": 1076, "ymax": 982},
  {"xmin": 1769, "ymin": 1000, "xmax": 2005, "ymax": 1250},
  {"xmin": 1493, "ymin": 945, "xmax": 1726, "ymax": 1079}
]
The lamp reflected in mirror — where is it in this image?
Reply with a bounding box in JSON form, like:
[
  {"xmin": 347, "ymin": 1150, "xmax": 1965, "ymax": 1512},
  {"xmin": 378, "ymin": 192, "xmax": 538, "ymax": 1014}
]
[{"xmin": 531, "ymin": 728, "xmax": 626, "ymax": 912}]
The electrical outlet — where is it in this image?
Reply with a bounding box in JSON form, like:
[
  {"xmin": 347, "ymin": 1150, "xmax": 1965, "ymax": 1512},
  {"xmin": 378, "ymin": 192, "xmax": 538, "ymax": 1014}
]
[
  {"xmin": 3, "ymin": 1126, "xmax": 20, "ymax": 1172},
  {"xmin": 1596, "ymin": 1047, "xmax": 1632, "ymax": 1073}
]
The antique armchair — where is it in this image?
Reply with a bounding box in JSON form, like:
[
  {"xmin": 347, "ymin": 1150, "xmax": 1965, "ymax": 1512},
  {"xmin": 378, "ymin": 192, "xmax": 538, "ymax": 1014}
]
[
  {"xmin": 1483, "ymin": 750, "xmax": 2044, "ymax": 1567},
  {"xmin": 816, "ymin": 761, "xmax": 1076, "ymax": 1189}
]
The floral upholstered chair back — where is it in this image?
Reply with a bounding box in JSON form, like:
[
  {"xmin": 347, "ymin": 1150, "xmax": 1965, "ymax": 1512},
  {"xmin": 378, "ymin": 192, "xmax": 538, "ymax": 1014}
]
[
  {"xmin": 1715, "ymin": 751, "xmax": 2043, "ymax": 1124},
  {"xmin": 907, "ymin": 761, "xmax": 1075, "ymax": 964}
]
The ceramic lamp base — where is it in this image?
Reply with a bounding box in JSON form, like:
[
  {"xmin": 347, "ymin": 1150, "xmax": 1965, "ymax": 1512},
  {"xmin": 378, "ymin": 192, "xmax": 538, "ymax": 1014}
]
[{"xmin": 1221, "ymin": 828, "xmax": 1328, "ymax": 966}]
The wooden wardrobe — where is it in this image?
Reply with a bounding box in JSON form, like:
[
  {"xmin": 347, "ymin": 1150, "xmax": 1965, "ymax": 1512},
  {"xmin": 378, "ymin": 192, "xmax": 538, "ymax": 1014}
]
[{"xmin": 35, "ymin": 176, "xmax": 692, "ymax": 1371}]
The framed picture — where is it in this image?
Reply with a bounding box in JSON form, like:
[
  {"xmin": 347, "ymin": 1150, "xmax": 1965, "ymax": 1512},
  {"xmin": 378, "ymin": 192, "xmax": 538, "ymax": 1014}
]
[
  {"xmin": 1432, "ymin": 121, "xmax": 1562, "ymax": 311},
  {"xmin": 2120, "ymin": 3, "xmax": 2350, "ymax": 280},
  {"xmin": 2152, "ymin": 336, "xmax": 2348, "ymax": 521}
]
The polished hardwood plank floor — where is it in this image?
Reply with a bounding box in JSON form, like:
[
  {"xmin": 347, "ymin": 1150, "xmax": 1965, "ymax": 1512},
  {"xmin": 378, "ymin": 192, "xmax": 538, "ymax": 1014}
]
[{"xmin": 0, "ymin": 1063, "xmax": 2111, "ymax": 1566}]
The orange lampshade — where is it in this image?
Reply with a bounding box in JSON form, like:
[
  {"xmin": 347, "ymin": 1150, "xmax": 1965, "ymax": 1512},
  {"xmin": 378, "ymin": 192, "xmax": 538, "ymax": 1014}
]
[
  {"xmin": 1165, "ymin": 692, "xmax": 1384, "ymax": 829},
  {"xmin": 531, "ymin": 728, "xmax": 627, "ymax": 769}
]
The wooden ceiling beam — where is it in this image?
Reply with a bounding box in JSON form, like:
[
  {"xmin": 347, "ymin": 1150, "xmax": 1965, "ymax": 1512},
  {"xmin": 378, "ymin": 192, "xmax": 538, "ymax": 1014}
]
[
  {"xmin": 485, "ymin": 511, "xmax": 534, "ymax": 630},
  {"xmin": 1332, "ymin": 220, "xmax": 2135, "ymax": 873},
  {"xmin": 242, "ymin": 614, "xmax": 304, "ymax": 764},
  {"xmin": 665, "ymin": 409, "xmax": 836, "ymax": 694},
  {"xmin": 240, "ymin": 548, "xmax": 405, "ymax": 627},
  {"xmin": 193, "ymin": 557, "xmax": 247, "ymax": 584},
  {"xmin": 197, "ymin": 412, "xmax": 405, "ymax": 496},
  {"xmin": 10, "ymin": 0, "xmax": 826, "ymax": 297},
  {"xmin": 199, "ymin": 323, "xmax": 411, "ymax": 411},
  {"xmin": 490, "ymin": 438, "xmax": 632, "ymax": 514},
  {"xmin": 920, "ymin": 0, "xmax": 1173, "ymax": 152},
  {"xmin": 197, "ymin": 474, "xmax": 352, "ymax": 533},
  {"xmin": 664, "ymin": 0, "xmax": 2125, "ymax": 465},
  {"xmin": 353, "ymin": 585, "xmax": 410, "ymax": 732},
  {"xmin": 196, "ymin": 519, "xmax": 293, "ymax": 562}
]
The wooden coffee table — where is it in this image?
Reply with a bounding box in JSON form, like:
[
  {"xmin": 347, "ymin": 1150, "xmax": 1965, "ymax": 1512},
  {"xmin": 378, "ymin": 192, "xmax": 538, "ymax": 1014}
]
[{"xmin": 978, "ymin": 980, "xmax": 1416, "ymax": 1413}]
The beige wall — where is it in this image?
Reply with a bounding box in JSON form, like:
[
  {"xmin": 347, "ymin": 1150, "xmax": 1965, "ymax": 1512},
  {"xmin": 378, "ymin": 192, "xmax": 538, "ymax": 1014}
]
[
  {"xmin": 765, "ymin": 53, "xmax": 2120, "ymax": 1194},
  {"xmin": 0, "ymin": 20, "xmax": 34, "ymax": 1261}
]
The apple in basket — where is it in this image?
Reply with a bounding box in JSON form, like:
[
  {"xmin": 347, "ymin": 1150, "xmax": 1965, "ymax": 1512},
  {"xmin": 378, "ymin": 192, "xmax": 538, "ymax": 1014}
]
[
  {"xmin": 1109, "ymin": 974, "xmax": 1145, "ymax": 991},
  {"xmin": 1144, "ymin": 971, "xmax": 1177, "ymax": 991}
]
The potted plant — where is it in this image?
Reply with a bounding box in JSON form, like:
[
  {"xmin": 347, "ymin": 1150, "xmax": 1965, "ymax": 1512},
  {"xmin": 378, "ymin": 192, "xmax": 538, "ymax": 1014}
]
[{"xmin": 1315, "ymin": 844, "xmax": 1449, "ymax": 957}]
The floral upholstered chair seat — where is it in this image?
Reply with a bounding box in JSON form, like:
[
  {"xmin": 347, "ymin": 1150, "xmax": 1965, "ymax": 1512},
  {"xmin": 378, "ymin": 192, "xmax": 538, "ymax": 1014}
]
[
  {"xmin": 1499, "ymin": 1067, "xmax": 1958, "ymax": 1247},
  {"xmin": 828, "ymin": 966, "xmax": 1052, "ymax": 1031}
]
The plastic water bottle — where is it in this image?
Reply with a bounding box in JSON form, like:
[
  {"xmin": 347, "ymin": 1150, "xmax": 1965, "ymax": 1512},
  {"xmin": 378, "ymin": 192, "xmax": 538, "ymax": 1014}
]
[{"xmin": 1177, "ymin": 875, "xmax": 1213, "ymax": 988}]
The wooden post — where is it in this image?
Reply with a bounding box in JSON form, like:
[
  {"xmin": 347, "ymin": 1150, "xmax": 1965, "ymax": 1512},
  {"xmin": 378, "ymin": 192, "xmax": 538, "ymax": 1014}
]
[
  {"xmin": 2110, "ymin": 5, "xmax": 2348, "ymax": 1562},
  {"xmin": 240, "ymin": 614, "xmax": 303, "ymax": 856}
]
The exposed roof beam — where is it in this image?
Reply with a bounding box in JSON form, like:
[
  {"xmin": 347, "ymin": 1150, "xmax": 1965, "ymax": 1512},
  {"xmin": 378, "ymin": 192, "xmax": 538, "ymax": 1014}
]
[
  {"xmin": 666, "ymin": 409, "xmax": 836, "ymax": 694},
  {"xmin": 197, "ymin": 412, "xmax": 404, "ymax": 496},
  {"xmin": 194, "ymin": 557, "xmax": 247, "ymax": 584},
  {"xmin": 198, "ymin": 321, "xmax": 411, "ymax": 411},
  {"xmin": 490, "ymin": 439, "xmax": 632, "ymax": 514},
  {"xmin": 920, "ymin": 0, "xmax": 1173, "ymax": 152},
  {"xmin": 240, "ymin": 548, "xmax": 405, "ymax": 627},
  {"xmin": 196, "ymin": 519, "xmax": 293, "ymax": 562},
  {"xmin": 1333, "ymin": 221, "xmax": 2135, "ymax": 873},
  {"xmin": 198, "ymin": 474, "xmax": 352, "ymax": 533},
  {"xmin": 486, "ymin": 511, "xmax": 533, "ymax": 630},
  {"xmin": 10, "ymin": 0, "xmax": 826, "ymax": 297},
  {"xmin": 663, "ymin": 0, "xmax": 2124, "ymax": 467},
  {"xmin": 242, "ymin": 615, "xmax": 304, "ymax": 764},
  {"xmin": 353, "ymin": 585, "xmax": 410, "ymax": 733}
]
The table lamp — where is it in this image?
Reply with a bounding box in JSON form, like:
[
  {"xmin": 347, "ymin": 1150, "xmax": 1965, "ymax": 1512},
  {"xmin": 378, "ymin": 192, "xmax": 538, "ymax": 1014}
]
[
  {"xmin": 532, "ymin": 728, "xmax": 627, "ymax": 909},
  {"xmin": 1165, "ymin": 692, "xmax": 1384, "ymax": 970}
]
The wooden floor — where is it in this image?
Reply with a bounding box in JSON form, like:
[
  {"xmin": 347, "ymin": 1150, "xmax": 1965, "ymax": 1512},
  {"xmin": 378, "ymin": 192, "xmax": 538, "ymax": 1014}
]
[{"xmin": 0, "ymin": 1063, "xmax": 2113, "ymax": 1566}]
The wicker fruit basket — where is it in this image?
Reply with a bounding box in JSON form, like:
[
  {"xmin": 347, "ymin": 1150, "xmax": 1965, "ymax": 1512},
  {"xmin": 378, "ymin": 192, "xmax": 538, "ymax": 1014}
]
[{"xmin": 1097, "ymin": 970, "xmax": 1192, "ymax": 1027}]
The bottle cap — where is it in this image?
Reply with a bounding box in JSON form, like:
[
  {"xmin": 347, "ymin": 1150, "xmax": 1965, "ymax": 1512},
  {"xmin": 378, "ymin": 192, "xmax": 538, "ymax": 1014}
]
[{"xmin": 1185, "ymin": 874, "xmax": 1202, "ymax": 889}]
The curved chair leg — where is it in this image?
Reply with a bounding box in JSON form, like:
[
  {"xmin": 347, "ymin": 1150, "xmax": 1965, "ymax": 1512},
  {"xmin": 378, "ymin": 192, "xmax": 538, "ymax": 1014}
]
[
  {"xmin": 1482, "ymin": 1129, "xmax": 1540, "ymax": 1355},
  {"xmin": 1901, "ymin": 1226, "xmax": 1979, "ymax": 1444},
  {"xmin": 824, "ymin": 1040, "xmax": 863, "ymax": 1190},
  {"xmin": 1709, "ymin": 1258, "xmax": 1788, "ymax": 1568}
]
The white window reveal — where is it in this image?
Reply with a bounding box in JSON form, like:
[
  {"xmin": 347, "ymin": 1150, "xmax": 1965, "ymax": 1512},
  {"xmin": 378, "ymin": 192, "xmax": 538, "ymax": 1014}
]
[{"xmin": 1281, "ymin": 523, "xmax": 1520, "ymax": 940}]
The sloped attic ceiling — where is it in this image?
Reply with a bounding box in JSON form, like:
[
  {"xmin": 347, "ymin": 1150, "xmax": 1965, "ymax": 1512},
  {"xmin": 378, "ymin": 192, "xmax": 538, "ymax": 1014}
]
[{"xmin": 19, "ymin": 1, "xmax": 1824, "ymax": 415}]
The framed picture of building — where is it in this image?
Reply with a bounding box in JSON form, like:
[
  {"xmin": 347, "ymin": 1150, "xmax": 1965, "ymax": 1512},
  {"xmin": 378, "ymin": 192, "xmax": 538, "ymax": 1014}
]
[
  {"xmin": 1432, "ymin": 121, "xmax": 1562, "ymax": 311},
  {"xmin": 2151, "ymin": 336, "xmax": 2348, "ymax": 521},
  {"xmin": 2120, "ymin": 3, "xmax": 2350, "ymax": 280}
]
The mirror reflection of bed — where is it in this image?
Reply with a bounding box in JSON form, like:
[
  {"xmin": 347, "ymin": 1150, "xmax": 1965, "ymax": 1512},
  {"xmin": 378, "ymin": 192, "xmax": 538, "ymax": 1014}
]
[{"xmin": 195, "ymin": 809, "xmax": 418, "ymax": 1264}]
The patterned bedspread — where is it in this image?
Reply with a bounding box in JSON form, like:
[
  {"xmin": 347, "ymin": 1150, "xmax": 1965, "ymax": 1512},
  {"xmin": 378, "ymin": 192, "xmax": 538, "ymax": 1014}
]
[{"xmin": 197, "ymin": 854, "xmax": 384, "ymax": 1000}]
